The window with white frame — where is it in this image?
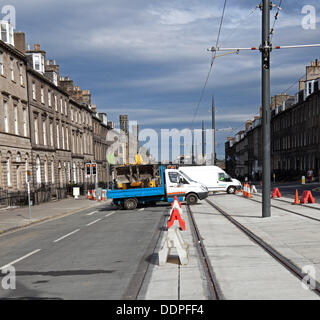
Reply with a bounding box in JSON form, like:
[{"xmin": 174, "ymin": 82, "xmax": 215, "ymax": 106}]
[
  {"xmin": 4, "ymin": 101, "xmax": 8, "ymax": 133},
  {"xmin": 44, "ymin": 158, "xmax": 48, "ymax": 184},
  {"xmin": 43, "ymin": 119, "xmax": 47, "ymax": 146},
  {"xmin": 60, "ymin": 97, "xmax": 63, "ymax": 114},
  {"xmin": 54, "ymin": 95, "xmax": 57, "ymax": 111},
  {"xmin": 51, "ymin": 160, "xmax": 55, "ymax": 183},
  {"xmin": 23, "ymin": 108, "xmax": 27, "ymax": 137},
  {"xmin": 32, "ymin": 53, "xmax": 45, "ymax": 74},
  {"xmin": 32, "ymin": 82, "xmax": 36, "ymax": 100},
  {"xmin": 14, "ymin": 104, "xmax": 18, "ymax": 135},
  {"xmin": 34, "ymin": 117, "xmax": 39, "ymax": 144},
  {"xmin": 1, "ymin": 23, "xmax": 7, "ymax": 43},
  {"xmin": 48, "ymin": 90, "xmax": 51, "ymax": 107},
  {"xmin": 41, "ymin": 87, "xmax": 44, "ymax": 104},
  {"xmin": 71, "ymin": 107, "xmax": 73, "ymax": 121},
  {"xmin": 50, "ymin": 122, "xmax": 54, "ymax": 146},
  {"xmin": 7, "ymin": 157, "xmax": 11, "ymax": 187},
  {"xmin": 36, "ymin": 156, "xmax": 41, "ymax": 184},
  {"xmin": 0, "ymin": 51, "xmax": 4, "ymax": 75},
  {"xmin": 62, "ymin": 125, "xmax": 65, "ymax": 149},
  {"xmin": 0, "ymin": 22, "xmax": 14, "ymax": 45},
  {"xmin": 52, "ymin": 72, "xmax": 57, "ymax": 86},
  {"xmin": 65, "ymin": 101, "xmax": 67, "ymax": 115},
  {"xmin": 56, "ymin": 123, "xmax": 60, "ymax": 149},
  {"xmin": 19, "ymin": 63, "xmax": 23, "ymax": 85},
  {"xmin": 10, "ymin": 58, "xmax": 14, "ymax": 81},
  {"xmin": 66, "ymin": 127, "xmax": 69, "ymax": 150}
]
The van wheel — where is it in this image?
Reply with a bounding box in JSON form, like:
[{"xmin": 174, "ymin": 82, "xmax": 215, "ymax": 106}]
[
  {"xmin": 186, "ymin": 193, "xmax": 198, "ymax": 205},
  {"xmin": 123, "ymin": 198, "xmax": 138, "ymax": 210},
  {"xmin": 227, "ymin": 186, "xmax": 236, "ymax": 194}
]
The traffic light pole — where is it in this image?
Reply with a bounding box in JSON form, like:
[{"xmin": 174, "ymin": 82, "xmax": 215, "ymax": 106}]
[{"xmin": 261, "ymin": 0, "xmax": 271, "ymax": 218}]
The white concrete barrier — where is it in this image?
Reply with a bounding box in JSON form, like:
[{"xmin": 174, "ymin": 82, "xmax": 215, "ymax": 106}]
[
  {"xmin": 251, "ymin": 185, "xmax": 257, "ymax": 194},
  {"xmin": 158, "ymin": 227, "xmax": 189, "ymax": 266}
]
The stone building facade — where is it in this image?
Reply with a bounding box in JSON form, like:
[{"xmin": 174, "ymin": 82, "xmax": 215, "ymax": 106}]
[
  {"xmin": 0, "ymin": 29, "xmax": 114, "ymax": 196},
  {"xmin": 225, "ymin": 60, "xmax": 320, "ymax": 182},
  {"xmin": 0, "ymin": 27, "xmax": 31, "ymax": 193}
]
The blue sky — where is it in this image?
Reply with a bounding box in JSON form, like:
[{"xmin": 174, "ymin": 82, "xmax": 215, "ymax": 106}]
[{"xmin": 4, "ymin": 0, "xmax": 320, "ymax": 159}]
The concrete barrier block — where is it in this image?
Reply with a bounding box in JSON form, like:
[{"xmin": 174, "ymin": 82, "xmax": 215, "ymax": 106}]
[{"xmin": 158, "ymin": 227, "xmax": 189, "ymax": 266}]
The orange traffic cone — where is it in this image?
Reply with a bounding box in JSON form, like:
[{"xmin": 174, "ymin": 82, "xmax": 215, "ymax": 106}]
[
  {"xmin": 247, "ymin": 184, "xmax": 252, "ymax": 198},
  {"xmin": 243, "ymin": 183, "xmax": 248, "ymax": 197},
  {"xmin": 293, "ymin": 189, "xmax": 300, "ymax": 205},
  {"xmin": 87, "ymin": 190, "xmax": 91, "ymax": 200}
]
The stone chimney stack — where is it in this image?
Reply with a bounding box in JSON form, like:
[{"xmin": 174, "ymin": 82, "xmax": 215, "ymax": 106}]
[
  {"xmin": 245, "ymin": 120, "xmax": 252, "ymax": 131},
  {"xmin": 13, "ymin": 32, "xmax": 25, "ymax": 53},
  {"xmin": 59, "ymin": 75, "xmax": 74, "ymax": 94}
]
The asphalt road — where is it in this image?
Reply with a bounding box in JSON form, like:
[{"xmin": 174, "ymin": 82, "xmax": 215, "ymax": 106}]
[
  {"xmin": 256, "ymin": 182, "xmax": 320, "ymax": 201},
  {"xmin": 0, "ymin": 203, "xmax": 167, "ymax": 300}
]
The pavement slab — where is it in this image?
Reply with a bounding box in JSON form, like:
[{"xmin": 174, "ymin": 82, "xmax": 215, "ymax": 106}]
[{"xmin": 191, "ymin": 197, "xmax": 319, "ymax": 300}]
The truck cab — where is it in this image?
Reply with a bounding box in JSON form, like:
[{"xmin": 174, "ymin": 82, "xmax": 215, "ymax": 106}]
[{"xmin": 165, "ymin": 169, "xmax": 209, "ymax": 205}]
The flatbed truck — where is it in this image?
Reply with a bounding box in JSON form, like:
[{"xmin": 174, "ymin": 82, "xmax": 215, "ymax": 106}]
[{"xmin": 107, "ymin": 164, "xmax": 208, "ymax": 210}]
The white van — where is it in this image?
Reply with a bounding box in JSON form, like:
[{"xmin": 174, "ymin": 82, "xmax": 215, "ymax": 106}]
[{"xmin": 179, "ymin": 166, "xmax": 241, "ymax": 194}]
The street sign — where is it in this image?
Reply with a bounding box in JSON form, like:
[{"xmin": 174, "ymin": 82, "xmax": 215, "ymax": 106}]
[{"xmin": 26, "ymin": 170, "xmax": 31, "ymax": 182}]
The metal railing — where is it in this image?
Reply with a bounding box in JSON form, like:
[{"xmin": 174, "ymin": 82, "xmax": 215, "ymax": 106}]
[{"xmin": 0, "ymin": 182, "xmax": 106, "ymax": 208}]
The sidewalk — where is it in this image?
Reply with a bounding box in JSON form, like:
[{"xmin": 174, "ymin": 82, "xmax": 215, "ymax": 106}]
[
  {"xmin": 0, "ymin": 196, "xmax": 109, "ymax": 235},
  {"xmin": 192, "ymin": 193, "xmax": 320, "ymax": 299}
]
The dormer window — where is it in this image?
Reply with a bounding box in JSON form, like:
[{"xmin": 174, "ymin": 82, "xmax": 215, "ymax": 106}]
[
  {"xmin": 0, "ymin": 21, "xmax": 14, "ymax": 46},
  {"xmin": 52, "ymin": 72, "xmax": 57, "ymax": 86},
  {"xmin": 32, "ymin": 53, "xmax": 45, "ymax": 74}
]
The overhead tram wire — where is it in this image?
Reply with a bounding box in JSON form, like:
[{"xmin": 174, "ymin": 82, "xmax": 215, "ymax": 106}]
[
  {"xmin": 270, "ymin": 0, "xmax": 283, "ymax": 42},
  {"xmin": 190, "ymin": 0, "xmax": 227, "ymax": 130}
]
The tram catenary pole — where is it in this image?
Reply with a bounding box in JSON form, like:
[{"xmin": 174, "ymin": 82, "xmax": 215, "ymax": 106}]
[
  {"xmin": 261, "ymin": 0, "xmax": 271, "ymax": 218},
  {"xmin": 208, "ymin": 3, "xmax": 320, "ymax": 218}
]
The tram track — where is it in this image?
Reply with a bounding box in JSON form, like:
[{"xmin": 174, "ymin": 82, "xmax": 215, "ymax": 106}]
[
  {"xmin": 205, "ymin": 198, "xmax": 320, "ymax": 297},
  {"xmin": 245, "ymin": 194, "xmax": 320, "ymax": 223},
  {"xmin": 186, "ymin": 204, "xmax": 223, "ymax": 300}
]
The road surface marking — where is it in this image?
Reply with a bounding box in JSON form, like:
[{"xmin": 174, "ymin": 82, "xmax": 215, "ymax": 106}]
[
  {"xmin": 53, "ymin": 229, "xmax": 80, "ymax": 243},
  {"xmin": 0, "ymin": 249, "xmax": 41, "ymax": 270},
  {"xmin": 86, "ymin": 219, "xmax": 102, "ymax": 226},
  {"xmin": 86, "ymin": 210, "xmax": 98, "ymax": 216},
  {"xmin": 138, "ymin": 208, "xmax": 145, "ymax": 212},
  {"xmin": 105, "ymin": 211, "xmax": 115, "ymax": 218}
]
